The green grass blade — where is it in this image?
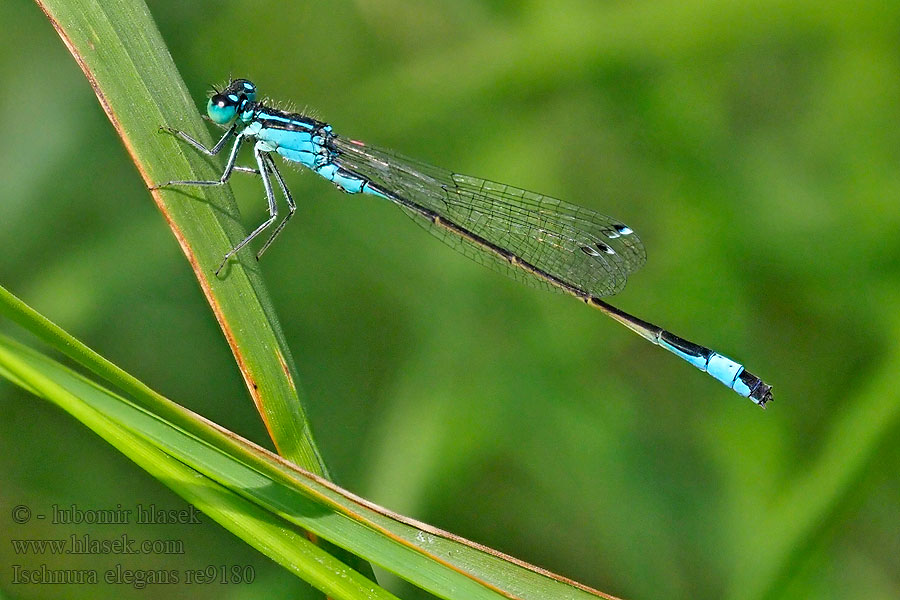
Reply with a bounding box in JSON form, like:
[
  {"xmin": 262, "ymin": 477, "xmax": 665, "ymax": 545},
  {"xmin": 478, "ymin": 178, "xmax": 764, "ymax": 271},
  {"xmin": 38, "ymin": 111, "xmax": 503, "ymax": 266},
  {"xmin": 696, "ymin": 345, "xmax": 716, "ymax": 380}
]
[
  {"xmin": 34, "ymin": 0, "xmax": 323, "ymax": 473},
  {"xmin": 0, "ymin": 283, "xmax": 166, "ymax": 409},
  {"xmin": 0, "ymin": 336, "xmax": 396, "ymax": 600},
  {"xmin": 0, "ymin": 329, "xmax": 619, "ymax": 600}
]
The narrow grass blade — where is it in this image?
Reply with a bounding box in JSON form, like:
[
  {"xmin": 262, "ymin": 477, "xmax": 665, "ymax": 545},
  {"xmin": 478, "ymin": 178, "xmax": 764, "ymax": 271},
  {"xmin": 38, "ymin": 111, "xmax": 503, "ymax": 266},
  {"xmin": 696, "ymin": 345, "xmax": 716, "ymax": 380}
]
[
  {"xmin": 0, "ymin": 336, "xmax": 396, "ymax": 600},
  {"xmin": 0, "ymin": 331, "xmax": 619, "ymax": 600},
  {"xmin": 35, "ymin": 0, "xmax": 323, "ymax": 474}
]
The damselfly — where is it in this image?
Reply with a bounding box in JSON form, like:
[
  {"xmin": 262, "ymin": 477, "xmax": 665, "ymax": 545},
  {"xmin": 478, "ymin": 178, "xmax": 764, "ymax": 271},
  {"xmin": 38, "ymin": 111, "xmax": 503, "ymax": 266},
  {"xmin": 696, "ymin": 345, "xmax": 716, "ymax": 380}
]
[{"xmin": 152, "ymin": 79, "xmax": 773, "ymax": 406}]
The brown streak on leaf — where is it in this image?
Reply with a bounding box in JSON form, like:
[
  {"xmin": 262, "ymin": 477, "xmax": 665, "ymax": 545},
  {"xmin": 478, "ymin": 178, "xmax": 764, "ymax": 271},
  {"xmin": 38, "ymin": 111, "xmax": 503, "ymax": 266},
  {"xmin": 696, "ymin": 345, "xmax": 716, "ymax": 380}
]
[{"xmin": 276, "ymin": 348, "xmax": 295, "ymax": 392}]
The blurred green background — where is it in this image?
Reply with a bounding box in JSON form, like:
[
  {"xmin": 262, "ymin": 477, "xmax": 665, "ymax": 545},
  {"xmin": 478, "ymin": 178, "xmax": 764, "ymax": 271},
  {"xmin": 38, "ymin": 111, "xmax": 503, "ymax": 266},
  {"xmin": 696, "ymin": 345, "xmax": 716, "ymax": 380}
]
[{"xmin": 2, "ymin": 0, "xmax": 899, "ymax": 598}]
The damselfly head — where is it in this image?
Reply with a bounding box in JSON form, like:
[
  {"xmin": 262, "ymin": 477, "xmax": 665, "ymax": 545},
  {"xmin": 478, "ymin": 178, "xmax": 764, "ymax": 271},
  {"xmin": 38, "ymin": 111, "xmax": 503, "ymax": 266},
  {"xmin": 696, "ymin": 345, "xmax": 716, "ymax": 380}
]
[{"xmin": 206, "ymin": 79, "xmax": 257, "ymax": 125}]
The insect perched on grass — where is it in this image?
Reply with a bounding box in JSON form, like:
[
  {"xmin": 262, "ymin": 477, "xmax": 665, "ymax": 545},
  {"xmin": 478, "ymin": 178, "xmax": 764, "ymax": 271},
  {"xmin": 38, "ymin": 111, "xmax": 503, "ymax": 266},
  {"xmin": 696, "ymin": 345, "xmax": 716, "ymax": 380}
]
[{"xmin": 152, "ymin": 79, "xmax": 772, "ymax": 406}]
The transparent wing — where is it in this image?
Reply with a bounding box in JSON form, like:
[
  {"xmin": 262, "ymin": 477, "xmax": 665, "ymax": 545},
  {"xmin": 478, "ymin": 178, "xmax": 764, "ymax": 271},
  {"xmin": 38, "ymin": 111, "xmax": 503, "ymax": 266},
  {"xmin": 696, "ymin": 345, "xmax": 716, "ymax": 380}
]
[{"xmin": 331, "ymin": 136, "xmax": 646, "ymax": 297}]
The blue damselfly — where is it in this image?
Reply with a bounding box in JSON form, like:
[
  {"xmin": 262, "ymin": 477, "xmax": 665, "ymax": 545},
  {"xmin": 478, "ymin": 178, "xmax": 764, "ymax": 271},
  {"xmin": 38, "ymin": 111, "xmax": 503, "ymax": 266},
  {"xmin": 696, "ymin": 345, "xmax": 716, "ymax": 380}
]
[{"xmin": 152, "ymin": 79, "xmax": 772, "ymax": 406}]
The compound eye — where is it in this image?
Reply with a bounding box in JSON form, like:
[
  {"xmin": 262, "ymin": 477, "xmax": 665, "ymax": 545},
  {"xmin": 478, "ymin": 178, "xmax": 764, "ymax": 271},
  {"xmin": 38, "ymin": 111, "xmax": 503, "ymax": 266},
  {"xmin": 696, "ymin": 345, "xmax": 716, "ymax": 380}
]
[{"xmin": 207, "ymin": 94, "xmax": 238, "ymax": 124}]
